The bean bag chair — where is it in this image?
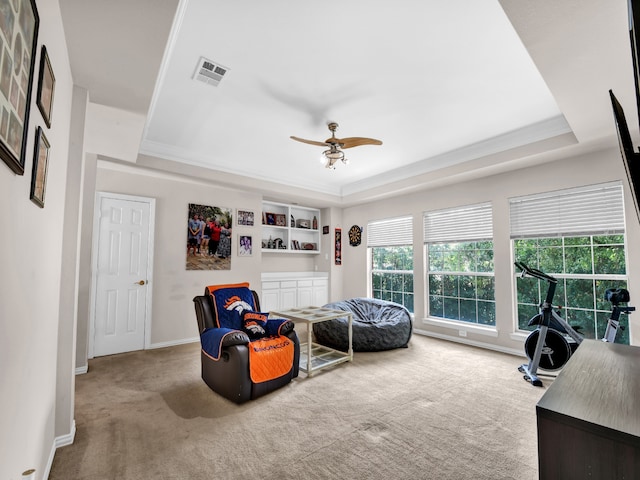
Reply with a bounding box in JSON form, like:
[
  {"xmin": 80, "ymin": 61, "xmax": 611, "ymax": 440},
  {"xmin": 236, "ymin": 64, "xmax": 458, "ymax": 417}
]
[{"xmin": 313, "ymin": 298, "xmax": 412, "ymax": 352}]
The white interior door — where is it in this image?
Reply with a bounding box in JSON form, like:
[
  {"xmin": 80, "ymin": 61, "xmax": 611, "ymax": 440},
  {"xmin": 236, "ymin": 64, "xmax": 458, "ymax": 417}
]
[{"xmin": 92, "ymin": 194, "xmax": 154, "ymax": 357}]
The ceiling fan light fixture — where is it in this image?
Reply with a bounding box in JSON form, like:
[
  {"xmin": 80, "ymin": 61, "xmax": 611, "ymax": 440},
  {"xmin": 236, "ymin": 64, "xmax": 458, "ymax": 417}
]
[
  {"xmin": 323, "ymin": 148, "xmax": 344, "ymax": 169},
  {"xmin": 291, "ymin": 122, "xmax": 381, "ymax": 170}
]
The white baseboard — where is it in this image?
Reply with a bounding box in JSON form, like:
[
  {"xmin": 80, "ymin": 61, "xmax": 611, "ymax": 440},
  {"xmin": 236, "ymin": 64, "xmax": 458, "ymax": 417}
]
[
  {"xmin": 413, "ymin": 329, "xmax": 525, "ymax": 357},
  {"xmin": 55, "ymin": 420, "xmax": 76, "ymax": 449},
  {"xmin": 149, "ymin": 336, "xmax": 199, "ymax": 350},
  {"xmin": 43, "ymin": 420, "xmax": 76, "ymax": 479},
  {"xmin": 75, "ymin": 365, "xmax": 88, "ymax": 375}
]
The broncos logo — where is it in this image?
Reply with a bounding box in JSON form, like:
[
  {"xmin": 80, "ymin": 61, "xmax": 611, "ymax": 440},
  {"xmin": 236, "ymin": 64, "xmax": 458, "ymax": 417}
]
[{"xmin": 223, "ymin": 295, "xmax": 253, "ymax": 314}]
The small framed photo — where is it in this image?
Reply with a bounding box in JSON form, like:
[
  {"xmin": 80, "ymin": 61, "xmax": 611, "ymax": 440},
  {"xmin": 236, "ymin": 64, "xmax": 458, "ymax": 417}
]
[
  {"xmin": 275, "ymin": 214, "xmax": 286, "ymax": 226},
  {"xmin": 30, "ymin": 126, "xmax": 50, "ymax": 208},
  {"xmin": 238, "ymin": 235, "xmax": 253, "ymax": 256},
  {"xmin": 36, "ymin": 45, "xmax": 55, "ymax": 128},
  {"xmin": 237, "ymin": 209, "xmax": 254, "ymax": 226},
  {"xmin": 264, "ymin": 212, "xmax": 276, "ymax": 225}
]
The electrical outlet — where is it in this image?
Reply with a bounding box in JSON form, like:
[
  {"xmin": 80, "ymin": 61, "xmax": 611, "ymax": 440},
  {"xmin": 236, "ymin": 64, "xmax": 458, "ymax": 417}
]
[{"xmin": 459, "ymin": 330, "xmax": 467, "ymax": 337}]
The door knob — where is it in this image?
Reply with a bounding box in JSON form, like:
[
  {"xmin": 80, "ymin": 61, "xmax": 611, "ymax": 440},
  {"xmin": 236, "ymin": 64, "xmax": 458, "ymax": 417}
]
[{"xmin": 135, "ymin": 280, "xmax": 146, "ymax": 285}]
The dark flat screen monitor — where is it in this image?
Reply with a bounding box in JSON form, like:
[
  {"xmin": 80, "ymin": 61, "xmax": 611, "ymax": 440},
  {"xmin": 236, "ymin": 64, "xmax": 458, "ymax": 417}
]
[
  {"xmin": 629, "ymin": 0, "xmax": 640, "ymax": 131},
  {"xmin": 609, "ymin": 89, "xmax": 640, "ymax": 226}
]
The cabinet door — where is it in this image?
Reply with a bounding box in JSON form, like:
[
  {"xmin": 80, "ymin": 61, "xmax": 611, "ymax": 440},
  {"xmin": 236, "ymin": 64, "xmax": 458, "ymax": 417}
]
[
  {"xmin": 297, "ymin": 286, "xmax": 313, "ymax": 306},
  {"xmin": 313, "ymin": 282, "xmax": 328, "ymax": 306},
  {"xmin": 280, "ymin": 288, "xmax": 297, "ymax": 309},
  {"xmin": 261, "ymin": 289, "xmax": 280, "ymax": 311}
]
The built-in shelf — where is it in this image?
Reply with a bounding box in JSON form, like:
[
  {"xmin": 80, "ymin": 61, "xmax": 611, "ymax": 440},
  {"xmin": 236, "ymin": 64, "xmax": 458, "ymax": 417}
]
[{"xmin": 262, "ymin": 201, "xmax": 320, "ymax": 254}]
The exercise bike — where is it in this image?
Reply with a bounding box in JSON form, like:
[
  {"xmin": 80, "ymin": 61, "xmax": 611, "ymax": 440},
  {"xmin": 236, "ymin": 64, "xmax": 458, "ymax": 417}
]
[{"xmin": 514, "ymin": 261, "xmax": 634, "ymax": 387}]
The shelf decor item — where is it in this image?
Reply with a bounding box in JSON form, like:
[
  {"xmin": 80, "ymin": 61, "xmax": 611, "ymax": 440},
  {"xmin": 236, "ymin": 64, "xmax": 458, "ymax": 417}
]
[
  {"xmin": 262, "ymin": 201, "xmax": 321, "ymax": 254},
  {"xmin": 0, "ymin": 0, "xmax": 40, "ymax": 174},
  {"xmin": 265, "ymin": 212, "xmax": 275, "ymax": 225},
  {"xmin": 275, "ymin": 213, "xmax": 286, "ymax": 226},
  {"xmin": 36, "ymin": 45, "xmax": 54, "ymax": 128}
]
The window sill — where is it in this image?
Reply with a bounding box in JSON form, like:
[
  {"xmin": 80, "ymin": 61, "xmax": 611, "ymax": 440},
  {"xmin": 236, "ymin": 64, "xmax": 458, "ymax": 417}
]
[
  {"xmin": 421, "ymin": 317, "xmax": 499, "ymax": 337},
  {"xmin": 509, "ymin": 331, "xmax": 528, "ymax": 342}
]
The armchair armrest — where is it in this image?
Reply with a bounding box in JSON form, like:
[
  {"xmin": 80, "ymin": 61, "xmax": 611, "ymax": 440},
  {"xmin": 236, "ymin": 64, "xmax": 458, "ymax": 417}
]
[
  {"xmin": 265, "ymin": 318, "xmax": 295, "ymax": 337},
  {"xmin": 201, "ymin": 327, "xmax": 250, "ymax": 360},
  {"xmin": 221, "ymin": 330, "xmax": 251, "ymax": 346}
]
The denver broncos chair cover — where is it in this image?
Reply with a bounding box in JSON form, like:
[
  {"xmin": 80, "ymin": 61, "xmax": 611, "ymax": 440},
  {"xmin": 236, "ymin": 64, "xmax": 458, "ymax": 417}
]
[{"xmin": 193, "ymin": 283, "xmax": 300, "ymax": 403}]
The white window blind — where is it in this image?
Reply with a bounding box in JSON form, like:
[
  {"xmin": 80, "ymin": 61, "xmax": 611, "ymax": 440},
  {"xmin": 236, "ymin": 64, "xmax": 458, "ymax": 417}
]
[
  {"xmin": 423, "ymin": 203, "xmax": 493, "ymax": 243},
  {"xmin": 509, "ymin": 182, "xmax": 624, "ymax": 238},
  {"xmin": 367, "ymin": 216, "xmax": 413, "ymax": 247}
]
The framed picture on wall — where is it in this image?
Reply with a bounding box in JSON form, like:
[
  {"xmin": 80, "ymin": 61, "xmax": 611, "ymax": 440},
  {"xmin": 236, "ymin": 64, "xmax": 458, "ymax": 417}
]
[
  {"xmin": 29, "ymin": 126, "xmax": 49, "ymax": 207},
  {"xmin": 237, "ymin": 209, "xmax": 254, "ymax": 226},
  {"xmin": 0, "ymin": 0, "xmax": 40, "ymax": 174},
  {"xmin": 238, "ymin": 235, "xmax": 252, "ymax": 256},
  {"xmin": 186, "ymin": 204, "xmax": 233, "ymax": 270},
  {"xmin": 36, "ymin": 44, "xmax": 54, "ymax": 128}
]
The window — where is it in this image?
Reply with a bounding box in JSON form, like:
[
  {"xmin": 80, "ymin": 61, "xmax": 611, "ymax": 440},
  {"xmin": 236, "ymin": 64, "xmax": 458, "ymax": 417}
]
[
  {"xmin": 368, "ymin": 216, "xmax": 414, "ymax": 313},
  {"xmin": 510, "ymin": 183, "xmax": 630, "ymax": 344},
  {"xmin": 424, "ymin": 203, "xmax": 495, "ymax": 326}
]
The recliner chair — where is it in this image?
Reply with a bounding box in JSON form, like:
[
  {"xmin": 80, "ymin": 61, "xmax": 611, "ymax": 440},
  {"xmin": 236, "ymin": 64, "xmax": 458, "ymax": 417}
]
[{"xmin": 193, "ymin": 283, "xmax": 299, "ymax": 403}]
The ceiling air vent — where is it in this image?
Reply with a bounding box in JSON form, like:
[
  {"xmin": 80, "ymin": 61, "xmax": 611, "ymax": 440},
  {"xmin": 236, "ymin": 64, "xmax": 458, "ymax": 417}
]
[{"xmin": 193, "ymin": 57, "xmax": 229, "ymax": 87}]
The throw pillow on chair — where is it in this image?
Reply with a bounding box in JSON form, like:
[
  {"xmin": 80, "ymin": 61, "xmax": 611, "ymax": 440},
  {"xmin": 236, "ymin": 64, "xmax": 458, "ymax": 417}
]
[{"xmin": 242, "ymin": 311, "xmax": 268, "ymax": 339}]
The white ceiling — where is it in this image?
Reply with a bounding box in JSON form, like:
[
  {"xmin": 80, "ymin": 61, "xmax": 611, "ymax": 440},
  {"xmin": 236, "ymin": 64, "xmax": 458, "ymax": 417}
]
[{"xmin": 59, "ymin": 0, "xmax": 638, "ymax": 206}]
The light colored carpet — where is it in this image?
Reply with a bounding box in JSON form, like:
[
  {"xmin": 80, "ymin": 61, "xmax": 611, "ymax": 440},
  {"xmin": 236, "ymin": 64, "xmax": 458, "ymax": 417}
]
[{"xmin": 50, "ymin": 335, "xmax": 548, "ymax": 479}]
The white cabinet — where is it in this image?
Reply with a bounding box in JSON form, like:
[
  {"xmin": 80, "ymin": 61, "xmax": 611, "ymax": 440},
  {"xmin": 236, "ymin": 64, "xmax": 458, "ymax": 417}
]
[
  {"xmin": 312, "ymin": 278, "xmax": 328, "ymax": 306},
  {"xmin": 297, "ymin": 279, "xmax": 314, "ymax": 306},
  {"xmin": 262, "ymin": 201, "xmax": 320, "ymax": 254},
  {"xmin": 260, "ymin": 287, "xmax": 280, "ymax": 312},
  {"xmin": 280, "ymin": 281, "xmax": 298, "ymax": 309},
  {"xmin": 261, "ymin": 273, "xmax": 329, "ymax": 311}
]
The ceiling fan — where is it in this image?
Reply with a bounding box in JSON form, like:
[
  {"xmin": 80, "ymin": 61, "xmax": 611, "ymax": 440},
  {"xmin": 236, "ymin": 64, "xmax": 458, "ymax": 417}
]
[{"xmin": 290, "ymin": 122, "xmax": 382, "ymax": 169}]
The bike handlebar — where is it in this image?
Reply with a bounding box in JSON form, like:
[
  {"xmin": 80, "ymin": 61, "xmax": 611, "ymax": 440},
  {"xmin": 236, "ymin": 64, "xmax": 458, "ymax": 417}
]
[{"xmin": 514, "ymin": 262, "xmax": 558, "ymax": 283}]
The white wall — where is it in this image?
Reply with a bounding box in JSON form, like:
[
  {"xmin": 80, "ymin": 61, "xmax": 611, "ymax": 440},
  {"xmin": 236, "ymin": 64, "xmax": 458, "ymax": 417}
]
[
  {"xmin": 89, "ymin": 163, "xmax": 322, "ymax": 353},
  {"xmin": 85, "ymin": 143, "xmax": 640, "ymax": 361},
  {"xmin": 84, "ymin": 102, "xmax": 146, "ymax": 162},
  {"xmin": 0, "ymin": 1, "xmax": 75, "ymax": 478},
  {"xmin": 341, "ymin": 147, "xmax": 640, "ymax": 351}
]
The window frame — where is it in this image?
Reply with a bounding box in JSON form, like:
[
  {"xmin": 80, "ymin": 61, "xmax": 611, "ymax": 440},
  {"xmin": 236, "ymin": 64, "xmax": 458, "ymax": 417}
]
[
  {"xmin": 367, "ymin": 216, "xmax": 414, "ymax": 313},
  {"xmin": 423, "ymin": 203, "xmax": 497, "ymax": 329},
  {"xmin": 509, "ymin": 183, "xmax": 629, "ymax": 344},
  {"xmin": 370, "ymin": 245, "xmax": 415, "ymax": 312},
  {"xmin": 512, "ymin": 234, "xmax": 630, "ymax": 343}
]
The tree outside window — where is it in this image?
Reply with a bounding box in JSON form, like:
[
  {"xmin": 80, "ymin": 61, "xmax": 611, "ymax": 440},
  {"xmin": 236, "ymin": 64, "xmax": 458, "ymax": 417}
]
[
  {"xmin": 514, "ymin": 235, "xmax": 629, "ymax": 344},
  {"xmin": 371, "ymin": 245, "xmax": 414, "ymax": 313},
  {"xmin": 427, "ymin": 241, "xmax": 495, "ymax": 325}
]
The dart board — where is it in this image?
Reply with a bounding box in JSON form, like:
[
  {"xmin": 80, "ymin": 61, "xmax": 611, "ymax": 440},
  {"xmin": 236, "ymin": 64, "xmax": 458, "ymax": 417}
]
[{"xmin": 348, "ymin": 225, "xmax": 362, "ymax": 246}]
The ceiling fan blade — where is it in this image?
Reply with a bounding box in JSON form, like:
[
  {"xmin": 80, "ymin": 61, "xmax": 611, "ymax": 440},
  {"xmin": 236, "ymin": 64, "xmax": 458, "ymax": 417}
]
[
  {"xmin": 338, "ymin": 137, "xmax": 383, "ymax": 149},
  {"xmin": 290, "ymin": 136, "xmax": 329, "ymax": 147}
]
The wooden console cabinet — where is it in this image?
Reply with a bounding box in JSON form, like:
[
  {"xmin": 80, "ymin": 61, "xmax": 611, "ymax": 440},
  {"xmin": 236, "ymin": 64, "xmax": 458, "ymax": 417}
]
[{"xmin": 536, "ymin": 339, "xmax": 640, "ymax": 479}]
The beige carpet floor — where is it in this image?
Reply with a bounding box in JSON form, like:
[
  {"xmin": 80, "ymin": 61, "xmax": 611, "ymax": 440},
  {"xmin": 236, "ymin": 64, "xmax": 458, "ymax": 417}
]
[{"xmin": 50, "ymin": 334, "xmax": 549, "ymax": 479}]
